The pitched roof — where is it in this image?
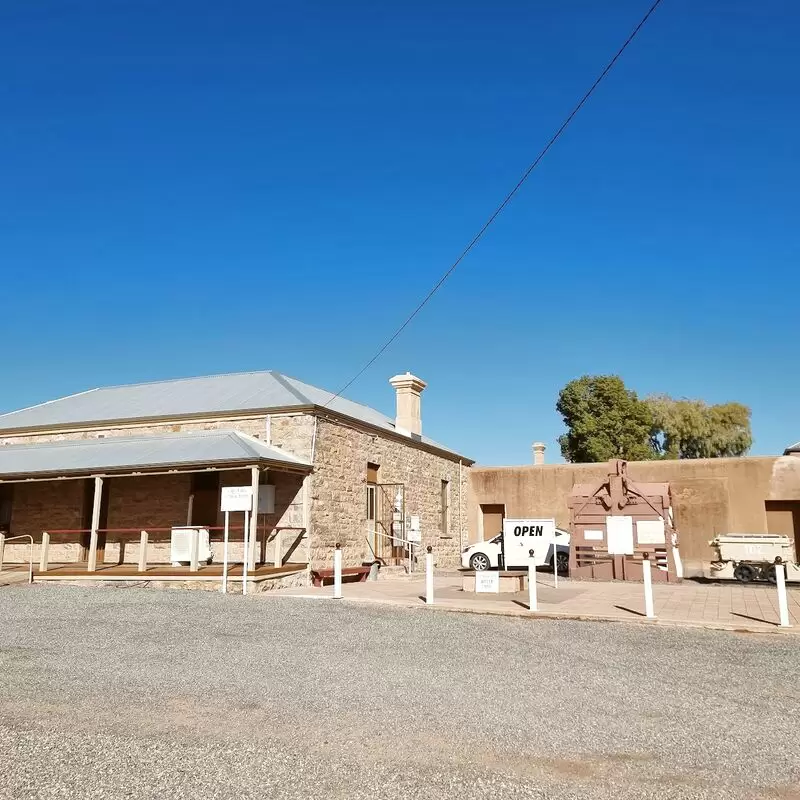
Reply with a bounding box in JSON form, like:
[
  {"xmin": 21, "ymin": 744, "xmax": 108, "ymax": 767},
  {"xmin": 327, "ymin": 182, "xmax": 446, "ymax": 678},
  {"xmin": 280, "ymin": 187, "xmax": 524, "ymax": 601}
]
[
  {"xmin": 0, "ymin": 371, "xmax": 470, "ymax": 461},
  {"xmin": 0, "ymin": 429, "xmax": 311, "ymax": 480},
  {"xmin": 784, "ymin": 441, "xmax": 800, "ymax": 455}
]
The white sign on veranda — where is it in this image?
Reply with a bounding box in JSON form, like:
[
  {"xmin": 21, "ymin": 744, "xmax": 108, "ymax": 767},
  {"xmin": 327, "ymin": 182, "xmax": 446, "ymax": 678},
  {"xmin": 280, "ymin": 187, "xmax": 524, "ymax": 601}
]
[{"xmin": 220, "ymin": 485, "xmax": 253, "ymax": 512}]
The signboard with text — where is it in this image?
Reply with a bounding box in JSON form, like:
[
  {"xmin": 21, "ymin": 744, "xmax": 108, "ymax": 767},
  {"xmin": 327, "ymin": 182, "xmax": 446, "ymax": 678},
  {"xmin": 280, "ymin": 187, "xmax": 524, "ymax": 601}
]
[
  {"xmin": 220, "ymin": 486, "xmax": 253, "ymax": 513},
  {"xmin": 475, "ymin": 571, "xmax": 500, "ymax": 593}
]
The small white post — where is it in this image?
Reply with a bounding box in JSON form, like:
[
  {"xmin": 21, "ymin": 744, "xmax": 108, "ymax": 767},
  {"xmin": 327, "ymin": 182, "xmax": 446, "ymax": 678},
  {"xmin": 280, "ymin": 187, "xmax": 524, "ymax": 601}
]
[
  {"xmin": 0, "ymin": 532, "xmax": 5, "ymax": 572},
  {"xmin": 333, "ymin": 543, "xmax": 343, "ymax": 599},
  {"xmin": 528, "ymin": 549, "xmax": 538, "ymax": 612},
  {"xmin": 425, "ymin": 545, "xmax": 434, "ymax": 605},
  {"xmin": 776, "ymin": 562, "xmax": 791, "ymax": 628},
  {"xmin": 39, "ymin": 531, "xmax": 50, "ymax": 573},
  {"xmin": 274, "ymin": 529, "xmax": 283, "ymax": 567},
  {"xmin": 138, "ymin": 531, "xmax": 148, "ymax": 573},
  {"xmin": 643, "ymin": 553, "xmax": 655, "ymax": 620},
  {"xmin": 221, "ymin": 511, "xmax": 230, "ymax": 594},
  {"xmin": 189, "ymin": 527, "xmax": 199, "ymax": 572},
  {"xmin": 553, "ymin": 541, "xmax": 559, "ymax": 588},
  {"xmin": 242, "ymin": 509, "xmax": 250, "ymax": 596}
]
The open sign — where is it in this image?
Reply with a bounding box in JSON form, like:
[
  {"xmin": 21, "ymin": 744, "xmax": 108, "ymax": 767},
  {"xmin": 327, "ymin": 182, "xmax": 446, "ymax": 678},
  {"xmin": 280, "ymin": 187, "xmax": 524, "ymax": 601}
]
[{"xmin": 502, "ymin": 518, "xmax": 557, "ymax": 568}]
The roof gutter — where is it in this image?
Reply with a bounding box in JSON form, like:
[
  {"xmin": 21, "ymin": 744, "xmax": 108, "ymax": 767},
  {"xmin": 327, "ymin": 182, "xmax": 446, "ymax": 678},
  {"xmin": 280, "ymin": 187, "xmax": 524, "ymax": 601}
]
[{"xmin": 0, "ymin": 456, "xmax": 312, "ymax": 484}]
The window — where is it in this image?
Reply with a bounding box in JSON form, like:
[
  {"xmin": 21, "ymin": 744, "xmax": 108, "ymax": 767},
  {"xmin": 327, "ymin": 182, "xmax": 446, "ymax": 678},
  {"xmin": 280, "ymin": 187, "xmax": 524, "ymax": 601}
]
[
  {"xmin": 366, "ymin": 463, "xmax": 379, "ymax": 521},
  {"xmin": 441, "ymin": 479, "xmax": 450, "ymax": 535}
]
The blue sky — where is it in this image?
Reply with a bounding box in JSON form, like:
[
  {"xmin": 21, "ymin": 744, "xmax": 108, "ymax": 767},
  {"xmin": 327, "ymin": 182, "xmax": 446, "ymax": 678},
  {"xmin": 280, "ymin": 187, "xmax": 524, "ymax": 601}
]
[{"xmin": 1, "ymin": 1, "xmax": 798, "ymax": 465}]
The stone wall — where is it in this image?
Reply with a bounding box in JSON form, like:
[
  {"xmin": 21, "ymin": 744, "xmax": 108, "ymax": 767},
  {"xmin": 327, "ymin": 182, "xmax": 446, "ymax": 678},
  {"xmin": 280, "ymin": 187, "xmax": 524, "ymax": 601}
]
[
  {"xmin": 0, "ymin": 411, "xmax": 315, "ymax": 457},
  {"xmin": 309, "ymin": 417, "xmax": 469, "ymax": 569}
]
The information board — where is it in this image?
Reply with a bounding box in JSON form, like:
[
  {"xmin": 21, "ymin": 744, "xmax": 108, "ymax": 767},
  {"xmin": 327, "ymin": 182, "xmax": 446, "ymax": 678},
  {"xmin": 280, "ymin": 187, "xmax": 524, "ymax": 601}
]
[
  {"xmin": 475, "ymin": 571, "xmax": 500, "ymax": 593},
  {"xmin": 220, "ymin": 485, "xmax": 253, "ymax": 512}
]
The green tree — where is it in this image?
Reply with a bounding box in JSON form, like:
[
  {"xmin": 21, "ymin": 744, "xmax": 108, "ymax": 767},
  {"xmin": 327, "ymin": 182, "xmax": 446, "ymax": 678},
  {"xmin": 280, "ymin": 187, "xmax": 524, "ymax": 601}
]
[
  {"xmin": 647, "ymin": 395, "xmax": 752, "ymax": 458},
  {"xmin": 556, "ymin": 375, "xmax": 654, "ymax": 463}
]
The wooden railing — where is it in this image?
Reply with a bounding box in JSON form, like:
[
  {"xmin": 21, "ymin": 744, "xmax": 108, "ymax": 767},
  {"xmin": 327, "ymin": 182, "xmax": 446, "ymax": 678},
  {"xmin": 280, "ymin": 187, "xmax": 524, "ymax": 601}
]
[{"xmin": 35, "ymin": 525, "xmax": 306, "ymax": 574}]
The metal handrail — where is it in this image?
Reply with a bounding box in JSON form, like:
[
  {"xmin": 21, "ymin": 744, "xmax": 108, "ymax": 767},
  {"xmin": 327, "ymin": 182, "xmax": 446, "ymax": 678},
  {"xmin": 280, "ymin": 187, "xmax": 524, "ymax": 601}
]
[
  {"xmin": 367, "ymin": 527, "xmax": 420, "ymax": 572},
  {"xmin": 0, "ymin": 535, "xmax": 35, "ymax": 584}
]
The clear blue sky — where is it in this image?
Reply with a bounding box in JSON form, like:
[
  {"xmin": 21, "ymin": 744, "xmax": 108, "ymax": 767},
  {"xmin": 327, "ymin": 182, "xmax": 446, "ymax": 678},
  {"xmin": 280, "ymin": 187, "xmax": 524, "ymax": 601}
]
[{"xmin": 1, "ymin": 1, "xmax": 798, "ymax": 465}]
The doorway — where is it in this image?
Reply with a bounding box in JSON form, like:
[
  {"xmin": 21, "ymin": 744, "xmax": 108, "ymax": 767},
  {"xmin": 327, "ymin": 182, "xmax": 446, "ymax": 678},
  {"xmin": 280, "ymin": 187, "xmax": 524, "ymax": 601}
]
[
  {"xmin": 765, "ymin": 500, "xmax": 800, "ymax": 556},
  {"xmin": 480, "ymin": 504, "xmax": 505, "ymax": 543}
]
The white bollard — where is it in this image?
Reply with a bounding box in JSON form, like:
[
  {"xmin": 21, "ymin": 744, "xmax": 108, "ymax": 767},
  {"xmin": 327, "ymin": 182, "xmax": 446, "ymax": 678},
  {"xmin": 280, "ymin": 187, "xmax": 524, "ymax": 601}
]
[
  {"xmin": 528, "ymin": 550, "xmax": 538, "ymax": 612},
  {"xmin": 776, "ymin": 562, "xmax": 791, "ymax": 628},
  {"xmin": 643, "ymin": 554, "xmax": 655, "ymax": 620},
  {"xmin": 553, "ymin": 544, "xmax": 559, "ymax": 589},
  {"xmin": 425, "ymin": 545, "xmax": 434, "ymax": 605},
  {"xmin": 333, "ymin": 543, "xmax": 343, "ymax": 599}
]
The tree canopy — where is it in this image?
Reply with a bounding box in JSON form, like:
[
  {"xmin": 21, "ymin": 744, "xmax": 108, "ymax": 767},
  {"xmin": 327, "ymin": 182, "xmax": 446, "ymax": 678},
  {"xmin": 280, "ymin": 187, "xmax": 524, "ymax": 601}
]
[
  {"xmin": 556, "ymin": 376, "xmax": 654, "ymax": 463},
  {"xmin": 556, "ymin": 375, "xmax": 753, "ymax": 463},
  {"xmin": 647, "ymin": 395, "xmax": 752, "ymax": 459}
]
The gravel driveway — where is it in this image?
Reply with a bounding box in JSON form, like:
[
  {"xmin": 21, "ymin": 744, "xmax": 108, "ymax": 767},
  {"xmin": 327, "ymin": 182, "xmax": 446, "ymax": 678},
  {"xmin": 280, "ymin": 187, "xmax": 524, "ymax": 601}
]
[{"xmin": 0, "ymin": 585, "xmax": 798, "ymax": 799}]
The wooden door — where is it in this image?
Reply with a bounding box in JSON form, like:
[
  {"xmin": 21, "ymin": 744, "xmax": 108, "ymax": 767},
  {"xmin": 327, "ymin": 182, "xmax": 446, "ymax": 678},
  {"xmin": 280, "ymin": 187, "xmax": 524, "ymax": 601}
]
[
  {"xmin": 766, "ymin": 501, "xmax": 800, "ymax": 556},
  {"xmin": 480, "ymin": 504, "xmax": 505, "ymax": 542}
]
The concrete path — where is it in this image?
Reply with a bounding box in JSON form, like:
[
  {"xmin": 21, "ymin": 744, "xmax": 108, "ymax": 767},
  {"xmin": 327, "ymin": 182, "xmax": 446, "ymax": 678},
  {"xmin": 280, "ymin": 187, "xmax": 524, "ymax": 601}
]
[{"xmin": 270, "ymin": 572, "xmax": 800, "ymax": 634}]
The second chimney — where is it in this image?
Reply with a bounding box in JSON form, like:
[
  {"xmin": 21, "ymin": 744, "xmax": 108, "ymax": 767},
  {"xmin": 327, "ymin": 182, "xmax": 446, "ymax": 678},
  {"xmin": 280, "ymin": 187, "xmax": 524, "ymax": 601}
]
[
  {"xmin": 532, "ymin": 442, "xmax": 546, "ymax": 465},
  {"xmin": 389, "ymin": 372, "xmax": 427, "ymax": 436}
]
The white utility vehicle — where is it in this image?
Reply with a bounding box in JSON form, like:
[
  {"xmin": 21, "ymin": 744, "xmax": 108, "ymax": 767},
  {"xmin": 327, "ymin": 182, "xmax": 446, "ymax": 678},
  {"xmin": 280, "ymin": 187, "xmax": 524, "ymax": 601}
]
[
  {"xmin": 461, "ymin": 518, "xmax": 570, "ymax": 574},
  {"xmin": 709, "ymin": 534, "xmax": 800, "ymax": 583}
]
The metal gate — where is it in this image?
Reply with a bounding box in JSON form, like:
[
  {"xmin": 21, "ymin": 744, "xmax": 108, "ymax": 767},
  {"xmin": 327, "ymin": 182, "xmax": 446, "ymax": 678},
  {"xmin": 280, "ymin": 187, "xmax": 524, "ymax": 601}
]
[{"xmin": 367, "ymin": 483, "xmax": 414, "ymax": 568}]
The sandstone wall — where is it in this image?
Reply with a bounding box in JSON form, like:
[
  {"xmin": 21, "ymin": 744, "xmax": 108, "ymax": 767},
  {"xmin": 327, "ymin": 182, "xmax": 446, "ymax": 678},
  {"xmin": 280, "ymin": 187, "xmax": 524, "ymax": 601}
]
[
  {"xmin": 0, "ymin": 411, "xmax": 315, "ymax": 458},
  {"xmin": 309, "ymin": 417, "xmax": 469, "ymax": 569}
]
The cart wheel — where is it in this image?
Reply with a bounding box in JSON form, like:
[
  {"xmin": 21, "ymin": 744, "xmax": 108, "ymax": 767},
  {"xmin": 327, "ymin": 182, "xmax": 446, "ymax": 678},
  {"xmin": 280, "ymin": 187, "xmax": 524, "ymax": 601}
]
[
  {"xmin": 733, "ymin": 563, "xmax": 755, "ymax": 583},
  {"xmin": 470, "ymin": 553, "xmax": 491, "ymax": 571},
  {"xmin": 765, "ymin": 565, "xmax": 777, "ymax": 585}
]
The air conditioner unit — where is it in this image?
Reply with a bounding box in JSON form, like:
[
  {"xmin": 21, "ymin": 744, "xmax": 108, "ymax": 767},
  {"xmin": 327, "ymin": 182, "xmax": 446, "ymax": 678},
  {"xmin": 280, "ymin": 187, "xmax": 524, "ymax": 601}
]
[{"xmin": 171, "ymin": 527, "xmax": 213, "ymax": 566}]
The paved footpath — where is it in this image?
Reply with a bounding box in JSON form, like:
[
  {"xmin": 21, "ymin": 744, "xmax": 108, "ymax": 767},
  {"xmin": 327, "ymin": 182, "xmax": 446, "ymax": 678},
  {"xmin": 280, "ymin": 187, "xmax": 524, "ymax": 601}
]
[{"xmin": 271, "ymin": 572, "xmax": 800, "ymax": 634}]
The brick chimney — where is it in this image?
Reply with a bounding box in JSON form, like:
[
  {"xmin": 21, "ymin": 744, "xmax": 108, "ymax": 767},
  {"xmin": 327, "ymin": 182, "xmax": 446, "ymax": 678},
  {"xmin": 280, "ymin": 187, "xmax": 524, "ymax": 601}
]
[
  {"xmin": 389, "ymin": 372, "xmax": 427, "ymax": 436},
  {"xmin": 532, "ymin": 442, "xmax": 546, "ymax": 465}
]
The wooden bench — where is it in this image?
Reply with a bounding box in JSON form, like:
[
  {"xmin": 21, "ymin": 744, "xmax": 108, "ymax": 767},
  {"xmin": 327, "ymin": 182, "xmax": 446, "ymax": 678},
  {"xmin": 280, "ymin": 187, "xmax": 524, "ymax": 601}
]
[{"xmin": 310, "ymin": 565, "xmax": 372, "ymax": 588}]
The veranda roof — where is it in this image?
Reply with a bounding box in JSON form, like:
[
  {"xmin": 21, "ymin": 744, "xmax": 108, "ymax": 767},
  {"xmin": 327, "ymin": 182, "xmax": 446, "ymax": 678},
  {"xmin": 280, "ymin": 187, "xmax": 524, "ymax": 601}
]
[{"xmin": 0, "ymin": 430, "xmax": 311, "ymax": 480}]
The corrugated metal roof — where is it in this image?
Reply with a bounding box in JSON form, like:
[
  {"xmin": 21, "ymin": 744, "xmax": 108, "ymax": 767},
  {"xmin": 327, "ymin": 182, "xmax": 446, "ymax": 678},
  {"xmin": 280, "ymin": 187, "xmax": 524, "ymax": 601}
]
[
  {"xmin": 784, "ymin": 441, "xmax": 800, "ymax": 454},
  {"xmin": 0, "ymin": 430, "xmax": 310, "ymax": 479},
  {"xmin": 0, "ymin": 371, "xmax": 469, "ymax": 460}
]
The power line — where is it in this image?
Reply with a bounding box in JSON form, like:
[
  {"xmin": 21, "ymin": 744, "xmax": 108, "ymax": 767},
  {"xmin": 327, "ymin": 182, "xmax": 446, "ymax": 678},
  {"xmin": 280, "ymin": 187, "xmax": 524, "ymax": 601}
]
[{"xmin": 325, "ymin": 0, "xmax": 664, "ymax": 407}]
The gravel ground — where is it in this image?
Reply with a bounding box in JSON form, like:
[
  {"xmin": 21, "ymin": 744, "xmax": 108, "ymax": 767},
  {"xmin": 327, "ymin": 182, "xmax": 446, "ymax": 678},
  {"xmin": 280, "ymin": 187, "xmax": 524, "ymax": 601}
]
[{"xmin": 0, "ymin": 585, "xmax": 798, "ymax": 800}]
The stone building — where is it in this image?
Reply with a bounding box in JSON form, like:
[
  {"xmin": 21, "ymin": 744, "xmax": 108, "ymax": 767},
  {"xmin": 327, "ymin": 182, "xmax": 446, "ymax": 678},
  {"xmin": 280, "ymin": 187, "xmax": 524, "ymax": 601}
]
[{"xmin": 0, "ymin": 371, "xmax": 472, "ymax": 583}]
